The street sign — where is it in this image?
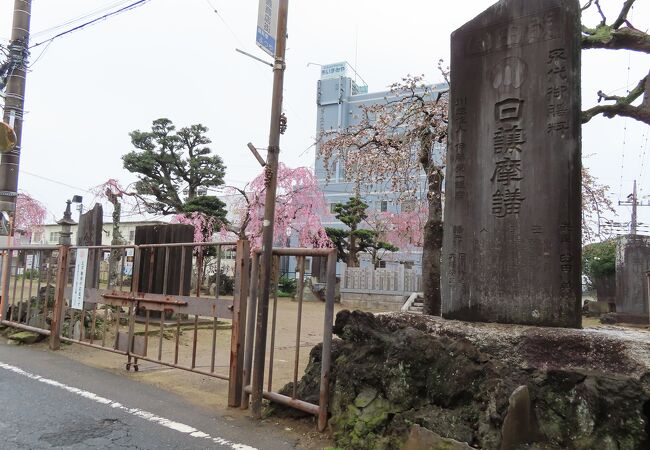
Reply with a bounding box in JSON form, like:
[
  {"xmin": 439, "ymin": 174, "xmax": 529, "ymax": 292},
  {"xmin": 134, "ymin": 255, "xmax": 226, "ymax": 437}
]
[
  {"xmin": 71, "ymin": 247, "xmax": 89, "ymax": 310},
  {"xmin": 256, "ymin": 0, "xmax": 278, "ymax": 57},
  {"xmin": 0, "ymin": 122, "xmax": 16, "ymax": 152}
]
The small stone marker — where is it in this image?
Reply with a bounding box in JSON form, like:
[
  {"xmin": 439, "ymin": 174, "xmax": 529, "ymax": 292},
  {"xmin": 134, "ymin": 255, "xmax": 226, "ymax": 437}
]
[
  {"xmin": 402, "ymin": 425, "xmax": 473, "ymax": 450},
  {"xmin": 500, "ymin": 385, "xmax": 535, "ymax": 450},
  {"xmin": 442, "ymin": 0, "xmax": 582, "ymax": 327}
]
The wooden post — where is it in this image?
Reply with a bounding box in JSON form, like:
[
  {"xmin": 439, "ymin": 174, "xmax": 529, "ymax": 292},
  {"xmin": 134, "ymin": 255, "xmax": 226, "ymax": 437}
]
[
  {"xmin": 76, "ymin": 204, "xmax": 103, "ymax": 288},
  {"xmin": 49, "ymin": 245, "xmax": 69, "ymax": 350},
  {"xmin": 229, "ymin": 239, "xmax": 250, "ymax": 407}
]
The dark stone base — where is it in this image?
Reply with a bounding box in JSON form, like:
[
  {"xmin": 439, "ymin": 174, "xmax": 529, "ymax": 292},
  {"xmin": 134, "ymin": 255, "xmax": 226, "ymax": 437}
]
[
  {"xmin": 610, "ymin": 313, "xmax": 650, "ymax": 325},
  {"xmin": 442, "ymin": 304, "xmax": 582, "ymax": 329}
]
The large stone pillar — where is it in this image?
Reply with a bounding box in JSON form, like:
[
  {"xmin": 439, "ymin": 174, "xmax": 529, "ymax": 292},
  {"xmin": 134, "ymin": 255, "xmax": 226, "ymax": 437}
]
[{"xmin": 442, "ymin": 0, "xmax": 582, "ymax": 327}]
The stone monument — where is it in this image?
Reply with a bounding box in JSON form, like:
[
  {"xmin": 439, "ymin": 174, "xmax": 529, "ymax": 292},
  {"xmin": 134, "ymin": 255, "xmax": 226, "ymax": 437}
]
[
  {"xmin": 442, "ymin": 0, "xmax": 582, "ymax": 327},
  {"xmin": 615, "ymin": 234, "xmax": 650, "ymax": 323}
]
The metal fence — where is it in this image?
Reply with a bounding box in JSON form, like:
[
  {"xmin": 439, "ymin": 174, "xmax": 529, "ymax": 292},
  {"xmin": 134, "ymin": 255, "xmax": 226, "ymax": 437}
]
[
  {"xmin": 0, "ymin": 241, "xmax": 249, "ymax": 407},
  {"xmin": 1, "ymin": 241, "xmax": 338, "ymax": 429},
  {"xmin": 241, "ymin": 247, "xmax": 337, "ymax": 432},
  {"xmin": 0, "ymin": 245, "xmax": 62, "ymax": 337}
]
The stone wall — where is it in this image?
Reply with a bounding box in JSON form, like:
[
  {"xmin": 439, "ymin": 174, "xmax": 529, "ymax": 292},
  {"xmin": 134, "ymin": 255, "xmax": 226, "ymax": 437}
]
[{"xmin": 340, "ymin": 292, "xmax": 407, "ymax": 312}]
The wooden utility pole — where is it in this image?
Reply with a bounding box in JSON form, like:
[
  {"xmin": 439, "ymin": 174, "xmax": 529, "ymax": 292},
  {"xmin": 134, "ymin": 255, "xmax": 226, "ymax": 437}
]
[
  {"xmin": 251, "ymin": 0, "xmax": 289, "ymax": 419},
  {"xmin": 1, "ymin": 0, "xmax": 32, "ymax": 217}
]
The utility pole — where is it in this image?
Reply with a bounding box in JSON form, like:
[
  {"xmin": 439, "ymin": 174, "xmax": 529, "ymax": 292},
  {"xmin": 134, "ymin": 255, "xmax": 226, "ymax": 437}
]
[
  {"xmin": 1, "ymin": 0, "xmax": 32, "ymax": 219},
  {"xmin": 250, "ymin": 0, "xmax": 289, "ymax": 419},
  {"xmin": 618, "ymin": 180, "xmax": 650, "ymax": 235}
]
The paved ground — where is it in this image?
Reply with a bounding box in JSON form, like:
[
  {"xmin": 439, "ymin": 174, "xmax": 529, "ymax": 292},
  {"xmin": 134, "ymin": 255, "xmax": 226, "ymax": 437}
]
[{"xmin": 0, "ymin": 341, "xmax": 300, "ymax": 449}]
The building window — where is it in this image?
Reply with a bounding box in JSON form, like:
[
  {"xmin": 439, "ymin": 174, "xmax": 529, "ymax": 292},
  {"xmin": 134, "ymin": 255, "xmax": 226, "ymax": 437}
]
[
  {"xmin": 305, "ymin": 257, "xmax": 312, "ymax": 272},
  {"xmin": 379, "ymin": 260, "xmax": 386, "ymax": 268},
  {"xmin": 380, "ymin": 200, "xmax": 388, "ymax": 212},
  {"xmin": 330, "ymin": 203, "xmax": 338, "ymax": 214},
  {"xmin": 401, "ymin": 200, "xmax": 415, "ymax": 212},
  {"xmin": 32, "ymin": 232, "xmax": 42, "ymax": 242},
  {"xmin": 128, "ymin": 230, "xmax": 135, "ymax": 242},
  {"xmin": 49, "ymin": 232, "xmax": 59, "ymax": 242}
]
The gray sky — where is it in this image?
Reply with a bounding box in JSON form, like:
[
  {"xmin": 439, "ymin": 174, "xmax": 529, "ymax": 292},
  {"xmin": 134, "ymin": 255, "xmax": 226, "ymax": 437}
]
[{"xmin": 1, "ymin": 0, "xmax": 649, "ymax": 233}]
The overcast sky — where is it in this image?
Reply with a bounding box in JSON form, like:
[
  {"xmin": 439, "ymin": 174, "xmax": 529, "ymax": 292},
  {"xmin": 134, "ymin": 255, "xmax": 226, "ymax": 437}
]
[{"xmin": 1, "ymin": 0, "xmax": 648, "ymax": 233}]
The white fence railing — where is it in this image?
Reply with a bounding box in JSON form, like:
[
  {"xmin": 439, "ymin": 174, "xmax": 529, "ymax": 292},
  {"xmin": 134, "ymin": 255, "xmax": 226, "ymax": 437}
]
[{"xmin": 341, "ymin": 264, "xmax": 422, "ymax": 293}]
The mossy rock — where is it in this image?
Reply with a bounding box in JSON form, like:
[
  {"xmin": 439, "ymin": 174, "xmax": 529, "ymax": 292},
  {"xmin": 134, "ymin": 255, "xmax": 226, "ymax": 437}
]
[
  {"xmin": 271, "ymin": 311, "xmax": 650, "ymax": 450},
  {"xmin": 8, "ymin": 331, "xmax": 44, "ymax": 344}
]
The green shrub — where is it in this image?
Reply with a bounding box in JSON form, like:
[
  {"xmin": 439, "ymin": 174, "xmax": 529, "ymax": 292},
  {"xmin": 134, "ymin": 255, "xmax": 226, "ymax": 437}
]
[
  {"xmin": 278, "ymin": 275, "xmax": 297, "ymax": 296},
  {"xmin": 583, "ymin": 240, "xmax": 616, "ymax": 283}
]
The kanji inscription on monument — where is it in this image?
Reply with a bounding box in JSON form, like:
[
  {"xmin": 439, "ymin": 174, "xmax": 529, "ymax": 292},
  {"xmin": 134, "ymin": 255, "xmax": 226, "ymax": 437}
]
[{"xmin": 441, "ymin": 0, "xmax": 582, "ymax": 327}]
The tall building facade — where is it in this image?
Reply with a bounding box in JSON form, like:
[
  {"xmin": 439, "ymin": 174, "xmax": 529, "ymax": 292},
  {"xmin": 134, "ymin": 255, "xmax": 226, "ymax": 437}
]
[{"xmin": 314, "ymin": 62, "xmax": 447, "ymax": 269}]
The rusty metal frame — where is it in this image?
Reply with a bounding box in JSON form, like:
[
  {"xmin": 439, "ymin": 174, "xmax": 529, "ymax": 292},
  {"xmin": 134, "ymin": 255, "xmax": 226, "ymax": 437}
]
[
  {"xmin": 0, "ymin": 246, "xmax": 62, "ymax": 341},
  {"xmin": 243, "ymin": 247, "xmax": 337, "ymax": 431},
  {"xmin": 0, "ymin": 241, "xmax": 250, "ymax": 405}
]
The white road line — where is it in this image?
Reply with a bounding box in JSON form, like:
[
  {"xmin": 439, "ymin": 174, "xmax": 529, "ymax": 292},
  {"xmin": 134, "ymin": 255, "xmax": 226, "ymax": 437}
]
[{"xmin": 0, "ymin": 361, "xmax": 257, "ymax": 450}]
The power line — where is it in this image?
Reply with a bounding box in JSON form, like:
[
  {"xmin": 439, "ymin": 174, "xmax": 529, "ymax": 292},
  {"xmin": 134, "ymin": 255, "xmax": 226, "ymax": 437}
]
[
  {"xmin": 30, "ymin": 0, "xmax": 153, "ymax": 49},
  {"xmin": 31, "ymin": 0, "xmax": 135, "ymax": 38},
  {"xmin": 638, "ymin": 132, "xmax": 648, "ymax": 195},
  {"xmin": 201, "ymin": 0, "xmax": 312, "ymax": 144},
  {"xmin": 21, "ymin": 170, "xmax": 94, "ymax": 194},
  {"xmin": 27, "ymin": 40, "xmax": 53, "ymax": 68}
]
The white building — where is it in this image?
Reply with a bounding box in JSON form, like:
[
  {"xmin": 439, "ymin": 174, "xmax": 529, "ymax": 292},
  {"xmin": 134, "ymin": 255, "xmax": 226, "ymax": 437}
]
[{"xmin": 30, "ymin": 220, "xmax": 166, "ymax": 246}]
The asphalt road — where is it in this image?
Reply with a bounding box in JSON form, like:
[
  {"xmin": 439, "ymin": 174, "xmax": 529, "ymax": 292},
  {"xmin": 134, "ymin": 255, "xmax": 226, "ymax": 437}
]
[{"xmin": 0, "ymin": 340, "xmax": 298, "ymax": 449}]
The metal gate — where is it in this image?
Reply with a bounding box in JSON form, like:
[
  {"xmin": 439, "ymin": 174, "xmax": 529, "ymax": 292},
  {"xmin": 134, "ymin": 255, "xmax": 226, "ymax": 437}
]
[
  {"xmin": 0, "ymin": 240, "xmax": 250, "ymax": 407},
  {"xmin": 0, "ymin": 245, "xmax": 62, "ymax": 338},
  {"xmin": 241, "ymin": 247, "xmax": 337, "ymax": 431}
]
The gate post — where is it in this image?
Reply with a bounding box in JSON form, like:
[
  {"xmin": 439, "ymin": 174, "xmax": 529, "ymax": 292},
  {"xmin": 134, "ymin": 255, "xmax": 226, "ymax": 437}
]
[
  {"xmin": 318, "ymin": 249, "xmax": 337, "ymax": 431},
  {"xmin": 228, "ymin": 239, "xmax": 250, "ymax": 407},
  {"xmin": 49, "ymin": 245, "xmax": 69, "ymax": 350},
  {"xmin": 0, "ymin": 248, "xmax": 11, "ymax": 321}
]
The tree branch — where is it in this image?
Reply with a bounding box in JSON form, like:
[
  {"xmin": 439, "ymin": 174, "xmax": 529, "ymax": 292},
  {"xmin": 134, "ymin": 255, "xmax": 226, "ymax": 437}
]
[
  {"xmin": 582, "ymin": 26, "xmax": 650, "ymax": 53},
  {"xmin": 612, "ymin": 0, "xmax": 636, "ymax": 29},
  {"xmin": 582, "ymin": 72, "xmax": 650, "ymax": 125}
]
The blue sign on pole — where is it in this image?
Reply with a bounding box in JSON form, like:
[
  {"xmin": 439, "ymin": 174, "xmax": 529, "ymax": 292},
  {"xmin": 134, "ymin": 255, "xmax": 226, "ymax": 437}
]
[{"xmin": 256, "ymin": 0, "xmax": 277, "ymax": 57}]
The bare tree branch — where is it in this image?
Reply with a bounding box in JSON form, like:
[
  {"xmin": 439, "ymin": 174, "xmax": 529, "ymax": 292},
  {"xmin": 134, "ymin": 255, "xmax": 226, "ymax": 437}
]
[
  {"xmin": 582, "ymin": 72, "xmax": 650, "ymax": 124},
  {"xmin": 581, "ymin": 1, "xmax": 649, "ymax": 125},
  {"xmin": 594, "ymin": 0, "xmax": 607, "ymax": 25},
  {"xmin": 582, "ymin": 26, "xmax": 650, "ymax": 53},
  {"xmin": 612, "ymin": 0, "xmax": 636, "ymax": 29}
]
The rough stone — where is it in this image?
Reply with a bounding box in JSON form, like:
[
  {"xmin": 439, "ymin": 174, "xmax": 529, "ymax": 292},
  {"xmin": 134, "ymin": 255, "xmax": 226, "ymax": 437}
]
[
  {"xmin": 72, "ymin": 320, "xmax": 81, "ymax": 340},
  {"xmin": 355, "ymin": 387, "xmax": 379, "ymax": 408},
  {"xmin": 8, "ymin": 331, "xmax": 43, "ymax": 344},
  {"xmin": 600, "ymin": 313, "xmax": 618, "ymax": 325},
  {"xmin": 402, "ymin": 425, "xmax": 473, "ymax": 450},
  {"xmin": 500, "ymin": 385, "xmax": 535, "ymax": 450},
  {"xmin": 442, "ymin": 0, "xmax": 583, "ymax": 327},
  {"xmin": 274, "ymin": 311, "xmax": 650, "ymax": 450}
]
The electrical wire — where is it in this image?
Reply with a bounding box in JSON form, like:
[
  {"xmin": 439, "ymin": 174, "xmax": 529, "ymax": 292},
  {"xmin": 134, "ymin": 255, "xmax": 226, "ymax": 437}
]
[
  {"xmin": 30, "ymin": 0, "xmax": 135, "ymax": 38},
  {"xmin": 21, "ymin": 170, "xmax": 94, "ymax": 194},
  {"xmin": 618, "ymin": 49, "xmax": 633, "ymax": 201},
  {"xmin": 27, "ymin": 40, "xmax": 53, "ymax": 68},
  {"xmin": 30, "ymin": 0, "xmax": 153, "ymax": 49},
  {"xmin": 201, "ymin": 0, "xmax": 313, "ymax": 145},
  {"xmin": 638, "ymin": 132, "xmax": 648, "ymax": 195}
]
